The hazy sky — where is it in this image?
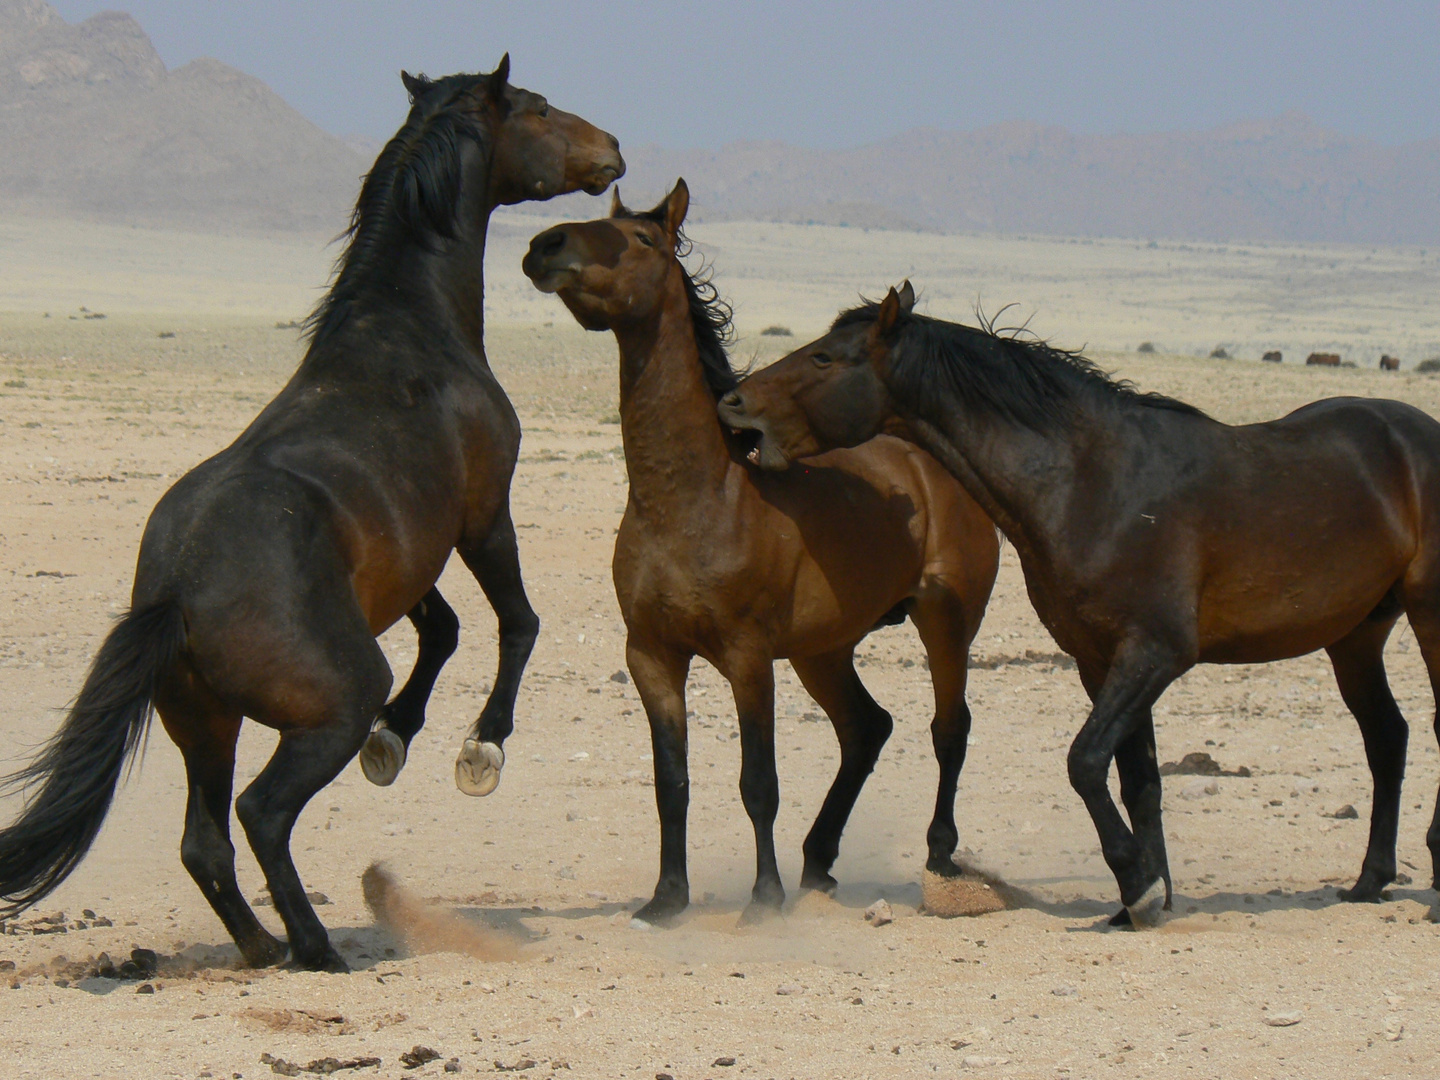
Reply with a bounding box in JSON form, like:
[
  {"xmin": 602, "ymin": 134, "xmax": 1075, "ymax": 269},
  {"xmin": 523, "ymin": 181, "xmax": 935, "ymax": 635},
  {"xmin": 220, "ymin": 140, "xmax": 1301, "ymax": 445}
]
[{"xmin": 50, "ymin": 1, "xmax": 1440, "ymax": 148}]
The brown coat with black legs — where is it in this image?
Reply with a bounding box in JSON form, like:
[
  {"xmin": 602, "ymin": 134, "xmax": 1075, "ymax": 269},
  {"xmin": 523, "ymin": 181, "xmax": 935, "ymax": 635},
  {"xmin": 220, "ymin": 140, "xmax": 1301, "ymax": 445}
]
[
  {"xmin": 524, "ymin": 184, "xmax": 998, "ymax": 923},
  {"xmin": 722, "ymin": 282, "xmax": 1440, "ymax": 927}
]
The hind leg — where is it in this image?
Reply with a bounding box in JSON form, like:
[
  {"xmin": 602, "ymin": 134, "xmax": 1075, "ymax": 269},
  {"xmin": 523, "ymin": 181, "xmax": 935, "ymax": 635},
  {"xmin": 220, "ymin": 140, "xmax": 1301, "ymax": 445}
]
[
  {"xmin": 1327, "ymin": 615, "xmax": 1407, "ymax": 901},
  {"xmin": 1397, "ymin": 585, "xmax": 1440, "ymax": 889},
  {"xmin": 910, "ymin": 590, "xmax": 984, "ymax": 877},
  {"xmin": 454, "ymin": 506, "xmax": 540, "ymax": 796},
  {"xmin": 361, "ymin": 586, "xmax": 460, "ymax": 786},
  {"xmin": 235, "ymin": 635, "xmax": 391, "ymax": 971},
  {"xmin": 790, "ymin": 648, "xmax": 893, "ymax": 894},
  {"xmin": 159, "ymin": 679, "xmax": 285, "ymax": 967}
]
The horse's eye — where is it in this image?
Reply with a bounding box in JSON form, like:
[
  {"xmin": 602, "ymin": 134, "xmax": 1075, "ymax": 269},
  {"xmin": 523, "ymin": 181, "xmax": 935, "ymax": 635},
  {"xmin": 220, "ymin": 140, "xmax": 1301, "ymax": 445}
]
[
  {"xmin": 537, "ymin": 103, "xmax": 550, "ymax": 118},
  {"xmin": 636, "ymin": 232, "xmax": 655, "ymax": 248},
  {"xmin": 812, "ymin": 353, "xmax": 833, "ymax": 368}
]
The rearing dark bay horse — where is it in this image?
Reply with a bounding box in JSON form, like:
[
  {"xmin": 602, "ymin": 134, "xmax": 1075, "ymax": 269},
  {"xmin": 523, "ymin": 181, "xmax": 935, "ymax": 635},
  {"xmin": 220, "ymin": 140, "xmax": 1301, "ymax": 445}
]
[
  {"xmin": 0, "ymin": 58, "xmax": 622, "ymax": 970},
  {"xmin": 721, "ymin": 282, "xmax": 1440, "ymax": 926}
]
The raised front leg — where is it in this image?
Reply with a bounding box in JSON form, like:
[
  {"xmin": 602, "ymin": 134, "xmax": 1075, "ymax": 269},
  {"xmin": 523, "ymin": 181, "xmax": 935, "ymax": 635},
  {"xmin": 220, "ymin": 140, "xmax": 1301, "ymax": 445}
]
[
  {"xmin": 454, "ymin": 506, "xmax": 539, "ymax": 796},
  {"xmin": 1067, "ymin": 643, "xmax": 1185, "ymax": 927},
  {"xmin": 628, "ymin": 641, "xmax": 692, "ymax": 926},
  {"xmin": 727, "ymin": 657, "xmax": 784, "ymax": 922},
  {"xmin": 360, "ymin": 586, "xmax": 460, "ymax": 786}
]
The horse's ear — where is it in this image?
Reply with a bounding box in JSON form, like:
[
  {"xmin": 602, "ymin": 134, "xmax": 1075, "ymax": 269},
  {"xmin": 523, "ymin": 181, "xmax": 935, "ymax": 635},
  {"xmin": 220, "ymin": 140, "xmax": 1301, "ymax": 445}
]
[
  {"xmin": 664, "ymin": 178, "xmax": 690, "ymax": 242},
  {"xmin": 897, "ymin": 279, "xmax": 916, "ymax": 313},
  {"xmin": 487, "ymin": 53, "xmax": 511, "ymax": 101},
  {"xmin": 400, "ymin": 70, "xmax": 430, "ymax": 102},
  {"xmin": 610, "ymin": 187, "xmax": 625, "ymax": 217},
  {"xmin": 875, "ymin": 287, "xmax": 904, "ymax": 337}
]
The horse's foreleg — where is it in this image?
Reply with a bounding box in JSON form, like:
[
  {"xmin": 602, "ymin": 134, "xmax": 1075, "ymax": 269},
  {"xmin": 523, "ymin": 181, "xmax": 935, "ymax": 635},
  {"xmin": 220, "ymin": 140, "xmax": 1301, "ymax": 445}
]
[
  {"xmin": 791, "ymin": 648, "xmax": 893, "ymax": 893},
  {"xmin": 628, "ymin": 641, "xmax": 693, "ymax": 926},
  {"xmin": 1067, "ymin": 643, "xmax": 1183, "ymax": 927},
  {"xmin": 361, "ymin": 586, "xmax": 460, "ymax": 786},
  {"xmin": 728, "ymin": 656, "xmax": 784, "ymax": 921},
  {"xmin": 1329, "ymin": 614, "xmax": 1407, "ymax": 900},
  {"xmin": 454, "ymin": 506, "xmax": 539, "ymax": 796},
  {"xmin": 1109, "ymin": 713, "xmax": 1172, "ymax": 924}
]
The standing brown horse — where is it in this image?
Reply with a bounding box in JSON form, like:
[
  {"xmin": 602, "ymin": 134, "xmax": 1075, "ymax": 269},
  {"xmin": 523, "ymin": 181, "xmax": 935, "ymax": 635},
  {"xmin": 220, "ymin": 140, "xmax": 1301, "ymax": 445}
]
[
  {"xmin": 0, "ymin": 59, "xmax": 623, "ymax": 970},
  {"xmin": 523, "ymin": 186, "xmax": 998, "ymax": 924},
  {"xmin": 721, "ymin": 282, "xmax": 1440, "ymax": 926}
]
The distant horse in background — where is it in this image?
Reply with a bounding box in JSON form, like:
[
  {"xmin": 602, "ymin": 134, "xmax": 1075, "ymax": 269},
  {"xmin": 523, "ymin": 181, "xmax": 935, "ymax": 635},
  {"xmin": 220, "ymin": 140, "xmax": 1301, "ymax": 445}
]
[
  {"xmin": 523, "ymin": 184, "xmax": 998, "ymax": 923},
  {"xmin": 722, "ymin": 281, "xmax": 1440, "ymax": 926},
  {"xmin": 1381, "ymin": 355, "xmax": 1401, "ymax": 372},
  {"xmin": 0, "ymin": 58, "xmax": 623, "ymax": 970},
  {"xmin": 1307, "ymin": 352, "xmax": 1343, "ymax": 366},
  {"xmin": 1262, "ymin": 350, "xmax": 1283, "ymax": 363}
]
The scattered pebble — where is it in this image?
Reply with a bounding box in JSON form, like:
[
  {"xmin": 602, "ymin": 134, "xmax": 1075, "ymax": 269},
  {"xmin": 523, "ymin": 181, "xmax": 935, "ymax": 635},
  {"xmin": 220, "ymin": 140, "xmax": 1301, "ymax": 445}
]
[
  {"xmin": 609, "ymin": 670, "xmax": 629, "ymax": 684},
  {"xmin": 1051, "ymin": 985, "xmax": 1078, "ymax": 997},
  {"xmin": 1264, "ymin": 1010, "xmax": 1302, "ymax": 1027},
  {"xmin": 1330, "ymin": 804, "xmax": 1359, "ymax": 820},
  {"xmin": 775, "ymin": 984, "xmax": 801, "ymax": 996},
  {"xmin": 712, "ymin": 1056, "xmax": 737, "ymax": 1067},
  {"xmin": 962, "ymin": 1054, "xmax": 1009, "ymax": 1068},
  {"xmin": 863, "ymin": 899, "xmax": 893, "ymax": 926},
  {"xmin": 400, "ymin": 1045, "xmax": 441, "ymax": 1069}
]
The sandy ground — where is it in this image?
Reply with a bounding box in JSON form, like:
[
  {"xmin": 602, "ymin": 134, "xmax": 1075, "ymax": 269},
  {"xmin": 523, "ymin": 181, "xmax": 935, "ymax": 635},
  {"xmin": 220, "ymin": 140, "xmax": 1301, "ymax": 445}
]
[{"xmin": 2, "ymin": 216, "xmax": 1440, "ymax": 1079}]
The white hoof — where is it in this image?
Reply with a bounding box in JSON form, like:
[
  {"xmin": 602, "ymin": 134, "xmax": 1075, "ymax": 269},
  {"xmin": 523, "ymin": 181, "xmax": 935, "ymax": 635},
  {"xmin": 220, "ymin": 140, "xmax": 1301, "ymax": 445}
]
[
  {"xmin": 628, "ymin": 917, "xmax": 653, "ymax": 932},
  {"xmin": 1125, "ymin": 878, "xmax": 1168, "ymax": 929},
  {"xmin": 455, "ymin": 739, "xmax": 505, "ymax": 797},
  {"xmin": 359, "ymin": 725, "xmax": 406, "ymax": 787}
]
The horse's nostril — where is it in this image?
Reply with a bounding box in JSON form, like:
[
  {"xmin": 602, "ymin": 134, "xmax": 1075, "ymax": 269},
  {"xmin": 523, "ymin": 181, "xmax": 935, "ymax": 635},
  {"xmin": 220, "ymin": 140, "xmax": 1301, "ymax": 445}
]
[
  {"xmin": 720, "ymin": 391, "xmax": 742, "ymax": 410},
  {"xmin": 540, "ymin": 230, "xmax": 566, "ymax": 257}
]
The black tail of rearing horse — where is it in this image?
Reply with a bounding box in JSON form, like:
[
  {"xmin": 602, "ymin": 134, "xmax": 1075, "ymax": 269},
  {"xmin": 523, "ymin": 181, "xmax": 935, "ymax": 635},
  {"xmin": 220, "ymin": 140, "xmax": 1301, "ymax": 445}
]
[{"xmin": 0, "ymin": 602, "xmax": 183, "ymax": 916}]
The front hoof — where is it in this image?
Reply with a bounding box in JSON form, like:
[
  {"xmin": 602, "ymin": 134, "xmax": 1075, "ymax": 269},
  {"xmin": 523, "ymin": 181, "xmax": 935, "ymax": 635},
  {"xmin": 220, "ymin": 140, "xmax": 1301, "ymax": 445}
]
[
  {"xmin": 634, "ymin": 892, "xmax": 688, "ymax": 926},
  {"xmin": 240, "ymin": 934, "xmax": 289, "ymax": 969},
  {"xmin": 360, "ymin": 724, "xmax": 406, "ymax": 786},
  {"xmin": 455, "ymin": 739, "xmax": 504, "ymax": 796},
  {"xmin": 799, "ymin": 867, "xmax": 838, "ymax": 896},
  {"xmin": 738, "ymin": 901, "xmax": 782, "ymax": 927},
  {"xmin": 1124, "ymin": 879, "xmax": 1168, "ymax": 929},
  {"xmin": 925, "ymin": 855, "xmax": 964, "ymax": 879},
  {"xmin": 287, "ymin": 945, "xmax": 349, "ymax": 974}
]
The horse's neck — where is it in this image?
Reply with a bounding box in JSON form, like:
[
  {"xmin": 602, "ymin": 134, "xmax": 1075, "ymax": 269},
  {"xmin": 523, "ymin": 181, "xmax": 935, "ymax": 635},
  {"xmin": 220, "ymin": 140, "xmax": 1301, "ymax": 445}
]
[
  {"xmin": 906, "ymin": 407, "xmax": 1082, "ymax": 567},
  {"xmin": 416, "ymin": 207, "xmax": 492, "ymax": 361},
  {"xmin": 614, "ymin": 279, "xmax": 732, "ymax": 514}
]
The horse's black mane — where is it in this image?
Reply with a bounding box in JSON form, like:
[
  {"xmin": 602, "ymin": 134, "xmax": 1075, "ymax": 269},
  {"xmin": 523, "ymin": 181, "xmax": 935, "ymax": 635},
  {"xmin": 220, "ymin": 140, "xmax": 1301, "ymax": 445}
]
[
  {"xmin": 618, "ymin": 204, "xmax": 739, "ymax": 400},
  {"xmin": 305, "ymin": 72, "xmax": 493, "ymax": 348},
  {"xmin": 831, "ymin": 300, "xmax": 1203, "ymax": 429}
]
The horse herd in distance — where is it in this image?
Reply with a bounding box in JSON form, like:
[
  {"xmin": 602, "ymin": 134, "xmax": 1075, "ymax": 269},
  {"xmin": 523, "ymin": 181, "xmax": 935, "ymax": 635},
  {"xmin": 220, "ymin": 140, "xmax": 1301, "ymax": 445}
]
[{"xmin": 1137, "ymin": 342, "xmax": 1425, "ymax": 371}]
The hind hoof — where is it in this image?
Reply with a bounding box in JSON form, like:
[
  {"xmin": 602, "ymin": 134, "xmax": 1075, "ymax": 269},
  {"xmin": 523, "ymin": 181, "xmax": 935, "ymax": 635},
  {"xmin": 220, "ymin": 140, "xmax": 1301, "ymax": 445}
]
[
  {"xmin": 455, "ymin": 739, "xmax": 504, "ymax": 796},
  {"xmin": 1124, "ymin": 879, "xmax": 1168, "ymax": 929},
  {"xmin": 360, "ymin": 725, "xmax": 406, "ymax": 786}
]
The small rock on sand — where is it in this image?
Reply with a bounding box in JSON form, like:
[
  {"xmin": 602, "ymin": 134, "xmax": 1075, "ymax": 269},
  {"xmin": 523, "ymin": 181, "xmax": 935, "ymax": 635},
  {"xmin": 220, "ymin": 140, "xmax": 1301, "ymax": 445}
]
[
  {"xmin": 921, "ymin": 869, "xmax": 1008, "ymax": 917},
  {"xmin": 1264, "ymin": 1010, "xmax": 1302, "ymax": 1026},
  {"xmin": 1330, "ymin": 804, "xmax": 1359, "ymax": 819},
  {"xmin": 863, "ymin": 899, "xmax": 893, "ymax": 926}
]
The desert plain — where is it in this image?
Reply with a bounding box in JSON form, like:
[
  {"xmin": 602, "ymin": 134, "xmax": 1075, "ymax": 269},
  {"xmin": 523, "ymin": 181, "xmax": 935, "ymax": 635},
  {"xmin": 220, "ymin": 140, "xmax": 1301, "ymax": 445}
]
[{"xmin": 2, "ymin": 207, "xmax": 1440, "ymax": 1079}]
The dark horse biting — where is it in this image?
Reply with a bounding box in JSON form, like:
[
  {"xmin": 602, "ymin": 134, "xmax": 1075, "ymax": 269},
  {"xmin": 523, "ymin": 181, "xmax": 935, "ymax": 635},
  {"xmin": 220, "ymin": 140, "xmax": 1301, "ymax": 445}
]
[
  {"xmin": 523, "ymin": 185, "xmax": 997, "ymax": 924},
  {"xmin": 0, "ymin": 58, "xmax": 622, "ymax": 970},
  {"xmin": 721, "ymin": 281, "xmax": 1440, "ymax": 926}
]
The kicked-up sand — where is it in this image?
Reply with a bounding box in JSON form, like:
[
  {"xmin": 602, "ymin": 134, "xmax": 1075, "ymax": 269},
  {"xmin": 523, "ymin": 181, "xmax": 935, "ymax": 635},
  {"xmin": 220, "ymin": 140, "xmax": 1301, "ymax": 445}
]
[{"xmin": 1, "ymin": 207, "xmax": 1439, "ymax": 1078}]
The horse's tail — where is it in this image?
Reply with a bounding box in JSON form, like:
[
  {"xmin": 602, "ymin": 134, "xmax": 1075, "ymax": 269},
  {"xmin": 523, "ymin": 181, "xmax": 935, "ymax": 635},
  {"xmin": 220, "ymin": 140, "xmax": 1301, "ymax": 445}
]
[{"xmin": 0, "ymin": 601, "xmax": 184, "ymax": 916}]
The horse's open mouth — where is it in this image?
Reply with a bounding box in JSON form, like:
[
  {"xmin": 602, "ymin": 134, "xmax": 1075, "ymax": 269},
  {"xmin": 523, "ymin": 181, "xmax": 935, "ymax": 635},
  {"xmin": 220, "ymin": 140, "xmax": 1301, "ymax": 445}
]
[
  {"xmin": 583, "ymin": 164, "xmax": 623, "ymax": 196},
  {"xmin": 728, "ymin": 424, "xmax": 763, "ymax": 465}
]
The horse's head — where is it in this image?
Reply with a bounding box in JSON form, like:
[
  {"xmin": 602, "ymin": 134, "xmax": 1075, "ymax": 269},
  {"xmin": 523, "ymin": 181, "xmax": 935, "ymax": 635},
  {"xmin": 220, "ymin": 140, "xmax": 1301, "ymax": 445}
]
[
  {"xmin": 717, "ymin": 282, "xmax": 915, "ymax": 469},
  {"xmin": 400, "ymin": 55, "xmax": 624, "ymax": 207},
  {"xmin": 523, "ymin": 179, "xmax": 691, "ymax": 331}
]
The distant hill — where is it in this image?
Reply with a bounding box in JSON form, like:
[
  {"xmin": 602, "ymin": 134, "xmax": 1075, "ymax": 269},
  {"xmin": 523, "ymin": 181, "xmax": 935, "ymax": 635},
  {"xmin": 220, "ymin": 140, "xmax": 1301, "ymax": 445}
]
[
  {"xmin": 3, "ymin": 1, "xmax": 1437, "ymax": 244},
  {"xmin": 0, "ymin": 0, "xmax": 366, "ymax": 233},
  {"xmin": 619, "ymin": 114, "xmax": 1440, "ymax": 245}
]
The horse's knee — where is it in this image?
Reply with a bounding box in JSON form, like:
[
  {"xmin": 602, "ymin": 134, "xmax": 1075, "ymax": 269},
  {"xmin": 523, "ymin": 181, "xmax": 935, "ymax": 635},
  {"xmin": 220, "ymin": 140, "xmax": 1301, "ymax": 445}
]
[{"xmin": 1067, "ymin": 742, "xmax": 1111, "ymax": 799}]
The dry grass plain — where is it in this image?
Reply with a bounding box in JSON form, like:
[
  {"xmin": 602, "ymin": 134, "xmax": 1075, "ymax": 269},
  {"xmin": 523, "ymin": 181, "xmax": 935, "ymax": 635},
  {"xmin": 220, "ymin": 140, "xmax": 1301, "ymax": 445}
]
[{"xmin": 2, "ymin": 210, "xmax": 1440, "ymax": 1079}]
